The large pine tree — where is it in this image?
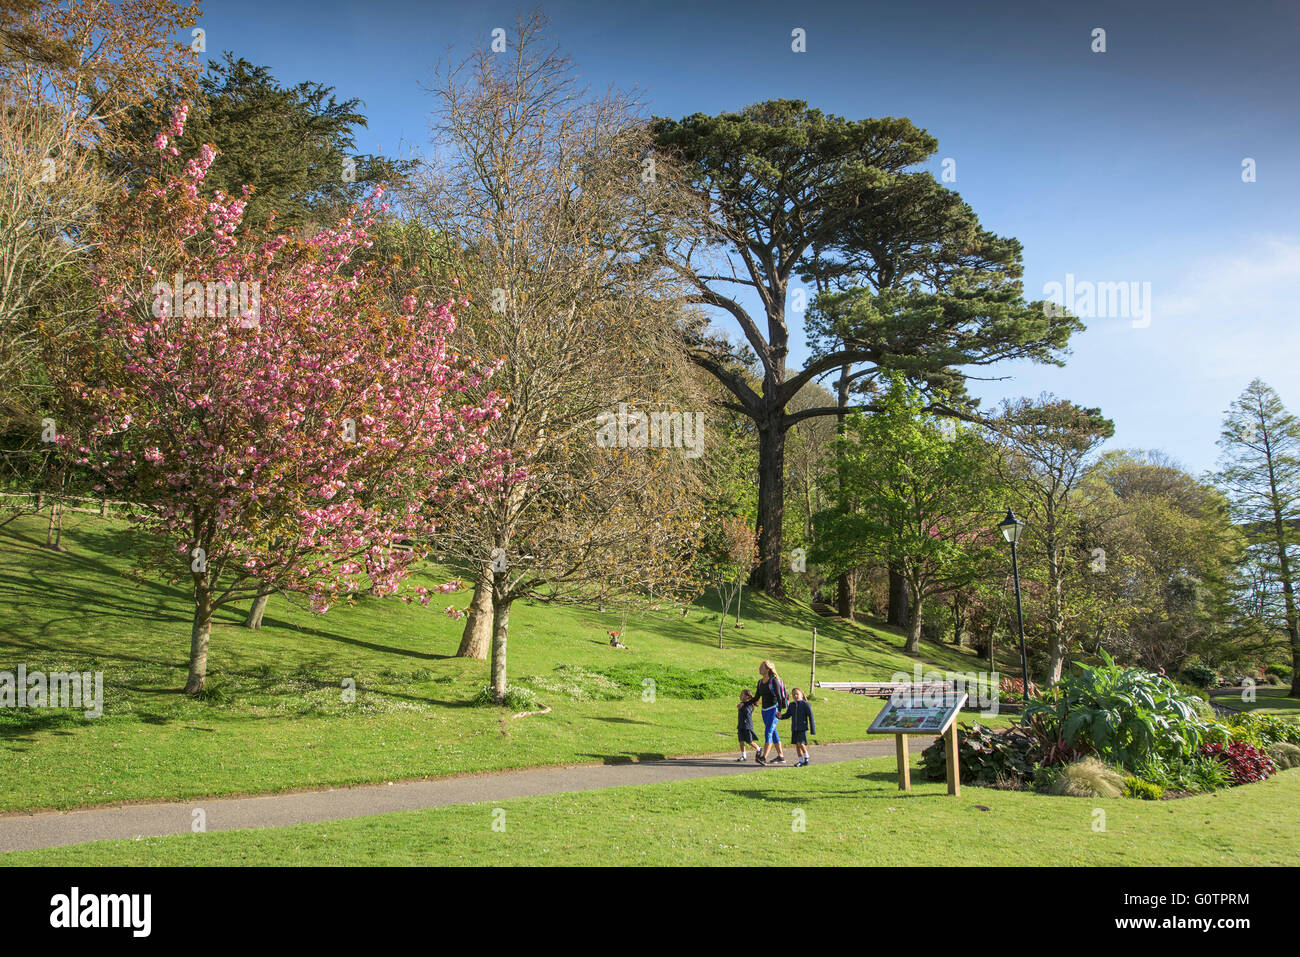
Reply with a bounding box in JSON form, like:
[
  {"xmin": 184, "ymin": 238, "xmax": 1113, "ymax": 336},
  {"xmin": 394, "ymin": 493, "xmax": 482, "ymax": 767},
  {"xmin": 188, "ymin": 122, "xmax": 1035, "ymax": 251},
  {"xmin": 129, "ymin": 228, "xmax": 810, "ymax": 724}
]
[
  {"xmin": 1215, "ymin": 379, "xmax": 1300, "ymax": 696},
  {"xmin": 652, "ymin": 100, "xmax": 1081, "ymax": 598}
]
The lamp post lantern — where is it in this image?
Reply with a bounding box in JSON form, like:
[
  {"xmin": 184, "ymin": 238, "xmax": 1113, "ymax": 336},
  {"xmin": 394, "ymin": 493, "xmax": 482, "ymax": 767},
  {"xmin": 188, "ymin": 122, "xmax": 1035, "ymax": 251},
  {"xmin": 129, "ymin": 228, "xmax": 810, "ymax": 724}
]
[{"xmin": 997, "ymin": 508, "xmax": 1030, "ymax": 711}]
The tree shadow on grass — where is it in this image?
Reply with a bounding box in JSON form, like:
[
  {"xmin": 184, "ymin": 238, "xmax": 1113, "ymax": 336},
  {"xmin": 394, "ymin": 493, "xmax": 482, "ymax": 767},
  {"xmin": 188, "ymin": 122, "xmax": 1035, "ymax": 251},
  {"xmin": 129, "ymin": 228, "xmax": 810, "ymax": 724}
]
[
  {"xmin": 11, "ymin": 621, "xmax": 188, "ymax": 675},
  {"xmin": 722, "ymin": 785, "xmax": 949, "ymax": 804},
  {"xmin": 576, "ymin": 751, "xmax": 668, "ymax": 765},
  {"xmin": 644, "ymin": 589, "xmax": 979, "ymax": 678},
  {"xmin": 254, "ymin": 615, "xmax": 454, "ymax": 663},
  {"xmin": 1, "ymin": 525, "xmax": 195, "ymax": 673},
  {"xmin": 0, "ymin": 709, "xmax": 88, "ymax": 741},
  {"xmin": 3, "ymin": 522, "xmax": 456, "ymax": 667},
  {"xmin": 2, "ymin": 521, "xmax": 982, "ymax": 693},
  {"xmin": 8, "ymin": 614, "xmax": 451, "ymax": 693},
  {"xmin": 724, "ymin": 590, "xmax": 992, "ymax": 673},
  {"xmin": 3, "ymin": 570, "xmax": 189, "ymax": 633},
  {"xmin": 5, "ymin": 523, "xmax": 188, "ymax": 598},
  {"xmin": 855, "ymin": 769, "xmax": 912, "ymax": 784},
  {"xmin": 414, "ymin": 696, "xmax": 476, "ymax": 709}
]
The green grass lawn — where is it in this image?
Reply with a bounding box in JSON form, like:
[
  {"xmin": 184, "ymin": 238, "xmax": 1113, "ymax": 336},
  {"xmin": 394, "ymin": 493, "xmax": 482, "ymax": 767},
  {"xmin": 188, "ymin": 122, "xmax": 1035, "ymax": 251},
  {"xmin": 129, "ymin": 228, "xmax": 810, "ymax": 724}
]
[
  {"xmin": 6, "ymin": 757, "xmax": 1297, "ymax": 867},
  {"xmin": 0, "ymin": 514, "xmax": 1005, "ymax": 813},
  {"xmin": 1212, "ymin": 688, "xmax": 1300, "ymax": 715}
]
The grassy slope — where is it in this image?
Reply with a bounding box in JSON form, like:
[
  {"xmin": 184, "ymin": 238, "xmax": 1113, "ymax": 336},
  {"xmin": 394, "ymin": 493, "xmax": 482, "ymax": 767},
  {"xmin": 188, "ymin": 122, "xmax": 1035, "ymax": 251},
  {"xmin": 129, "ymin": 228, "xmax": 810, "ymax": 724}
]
[
  {"xmin": 0, "ymin": 514, "xmax": 1001, "ymax": 812},
  {"xmin": 6, "ymin": 758, "xmax": 1297, "ymax": 867}
]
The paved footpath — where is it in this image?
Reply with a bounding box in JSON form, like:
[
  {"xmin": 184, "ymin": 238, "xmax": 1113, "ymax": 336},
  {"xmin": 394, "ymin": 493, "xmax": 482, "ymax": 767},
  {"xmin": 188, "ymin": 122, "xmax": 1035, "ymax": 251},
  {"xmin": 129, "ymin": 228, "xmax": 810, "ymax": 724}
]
[{"xmin": 0, "ymin": 740, "xmax": 896, "ymax": 853}]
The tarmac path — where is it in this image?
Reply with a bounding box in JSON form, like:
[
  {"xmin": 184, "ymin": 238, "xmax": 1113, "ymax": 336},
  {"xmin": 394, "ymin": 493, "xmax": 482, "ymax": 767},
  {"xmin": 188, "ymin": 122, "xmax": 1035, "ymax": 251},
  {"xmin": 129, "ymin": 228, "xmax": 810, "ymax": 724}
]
[{"xmin": 0, "ymin": 739, "xmax": 898, "ymax": 853}]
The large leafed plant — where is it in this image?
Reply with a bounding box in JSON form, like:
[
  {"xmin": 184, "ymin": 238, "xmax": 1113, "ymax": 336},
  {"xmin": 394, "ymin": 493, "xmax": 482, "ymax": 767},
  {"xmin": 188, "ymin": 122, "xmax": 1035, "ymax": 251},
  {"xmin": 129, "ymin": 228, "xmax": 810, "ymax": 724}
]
[{"xmin": 1025, "ymin": 650, "xmax": 1209, "ymax": 769}]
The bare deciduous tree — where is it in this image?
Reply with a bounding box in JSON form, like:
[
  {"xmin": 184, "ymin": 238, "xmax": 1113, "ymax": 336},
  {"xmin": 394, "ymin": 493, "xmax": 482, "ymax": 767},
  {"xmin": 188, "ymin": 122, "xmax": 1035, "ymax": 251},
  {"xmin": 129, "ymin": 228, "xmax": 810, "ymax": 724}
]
[
  {"xmin": 412, "ymin": 12, "xmax": 705, "ymax": 699},
  {"xmin": 1, "ymin": 0, "xmax": 199, "ymax": 425}
]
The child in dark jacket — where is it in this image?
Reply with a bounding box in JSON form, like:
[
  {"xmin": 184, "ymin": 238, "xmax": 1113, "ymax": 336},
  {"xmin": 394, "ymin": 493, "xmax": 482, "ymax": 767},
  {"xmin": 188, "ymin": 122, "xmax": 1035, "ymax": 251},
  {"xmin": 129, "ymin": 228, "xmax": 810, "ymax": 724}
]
[
  {"xmin": 778, "ymin": 688, "xmax": 816, "ymax": 766},
  {"xmin": 736, "ymin": 689, "xmax": 761, "ymax": 761}
]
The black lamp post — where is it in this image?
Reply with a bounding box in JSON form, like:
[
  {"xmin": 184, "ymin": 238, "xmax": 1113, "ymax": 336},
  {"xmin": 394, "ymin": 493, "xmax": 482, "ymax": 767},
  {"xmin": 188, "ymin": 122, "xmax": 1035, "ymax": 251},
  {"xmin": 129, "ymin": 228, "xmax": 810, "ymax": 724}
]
[{"xmin": 997, "ymin": 508, "xmax": 1030, "ymax": 710}]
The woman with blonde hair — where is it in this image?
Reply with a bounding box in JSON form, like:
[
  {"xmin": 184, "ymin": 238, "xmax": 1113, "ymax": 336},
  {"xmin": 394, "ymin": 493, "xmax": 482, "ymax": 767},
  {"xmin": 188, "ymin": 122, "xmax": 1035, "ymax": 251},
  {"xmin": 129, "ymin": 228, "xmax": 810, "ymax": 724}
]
[{"xmin": 750, "ymin": 660, "xmax": 789, "ymax": 765}]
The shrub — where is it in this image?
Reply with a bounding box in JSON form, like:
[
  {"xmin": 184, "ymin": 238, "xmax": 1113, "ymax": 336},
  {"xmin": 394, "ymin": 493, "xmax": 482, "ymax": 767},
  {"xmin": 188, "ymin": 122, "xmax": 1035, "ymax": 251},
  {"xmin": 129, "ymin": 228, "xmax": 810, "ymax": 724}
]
[
  {"xmin": 1023, "ymin": 650, "xmax": 1209, "ymax": 769},
  {"xmin": 1030, "ymin": 729, "xmax": 1088, "ymax": 768},
  {"xmin": 999, "ymin": 675, "xmax": 1038, "ymax": 704},
  {"xmin": 1170, "ymin": 689, "xmax": 1216, "ymax": 720},
  {"xmin": 919, "ymin": 723, "xmax": 1036, "ymax": 785},
  {"xmin": 1265, "ymin": 664, "xmax": 1292, "ymax": 681},
  {"xmin": 1046, "ymin": 757, "xmax": 1125, "ymax": 798},
  {"xmin": 1182, "ymin": 663, "xmax": 1218, "ymax": 688},
  {"xmin": 1202, "ymin": 721, "xmax": 1235, "ymax": 747},
  {"xmin": 1269, "ymin": 742, "xmax": 1300, "ymax": 771},
  {"xmin": 1198, "ymin": 742, "xmax": 1275, "ymax": 786},
  {"xmin": 1184, "ymin": 756, "xmax": 1233, "ymax": 792},
  {"xmin": 1123, "ymin": 776, "xmax": 1164, "ymax": 800},
  {"xmin": 1225, "ymin": 712, "xmax": 1300, "ymax": 748},
  {"xmin": 1032, "ymin": 765, "xmax": 1063, "ymax": 794},
  {"xmin": 1131, "ymin": 755, "xmax": 1227, "ymax": 793}
]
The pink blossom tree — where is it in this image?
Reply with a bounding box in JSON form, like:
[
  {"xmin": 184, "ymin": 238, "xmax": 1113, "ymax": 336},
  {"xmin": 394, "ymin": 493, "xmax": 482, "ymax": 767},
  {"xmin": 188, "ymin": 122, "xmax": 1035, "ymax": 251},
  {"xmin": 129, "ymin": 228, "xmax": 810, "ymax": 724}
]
[{"xmin": 61, "ymin": 106, "xmax": 507, "ymax": 693}]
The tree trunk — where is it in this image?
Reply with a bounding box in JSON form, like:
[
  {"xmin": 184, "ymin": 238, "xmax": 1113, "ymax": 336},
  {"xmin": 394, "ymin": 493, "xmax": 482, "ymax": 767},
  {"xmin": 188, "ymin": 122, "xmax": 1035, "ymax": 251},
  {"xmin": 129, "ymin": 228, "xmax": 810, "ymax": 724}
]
[
  {"xmin": 1046, "ymin": 523, "xmax": 1065, "ymax": 684},
  {"xmin": 903, "ymin": 581, "xmax": 924, "ymax": 653},
  {"xmin": 905, "ymin": 601, "xmax": 924, "ymax": 653},
  {"xmin": 1262, "ymin": 467, "xmax": 1300, "ymax": 697},
  {"xmin": 888, "ymin": 566, "xmax": 910, "ymax": 628},
  {"xmin": 456, "ymin": 566, "xmax": 494, "ymax": 659},
  {"xmin": 243, "ymin": 591, "xmax": 270, "ymax": 629},
  {"xmin": 752, "ymin": 410, "xmax": 787, "ymax": 598},
  {"xmin": 1046, "ymin": 634, "xmax": 1064, "ymax": 685},
  {"xmin": 833, "ymin": 359, "xmax": 854, "ymax": 622},
  {"xmin": 718, "ymin": 586, "xmax": 728, "ymax": 648},
  {"xmin": 836, "ymin": 572, "xmax": 856, "ymax": 621},
  {"xmin": 489, "ymin": 581, "xmax": 511, "ymax": 701},
  {"xmin": 184, "ymin": 578, "xmax": 214, "ymax": 694}
]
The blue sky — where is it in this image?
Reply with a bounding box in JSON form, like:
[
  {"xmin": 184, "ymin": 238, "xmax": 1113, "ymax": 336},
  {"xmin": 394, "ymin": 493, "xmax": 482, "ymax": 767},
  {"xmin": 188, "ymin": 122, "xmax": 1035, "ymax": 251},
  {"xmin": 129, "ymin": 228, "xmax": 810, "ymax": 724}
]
[{"xmin": 197, "ymin": 0, "xmax": 1299, "ymax": 474}]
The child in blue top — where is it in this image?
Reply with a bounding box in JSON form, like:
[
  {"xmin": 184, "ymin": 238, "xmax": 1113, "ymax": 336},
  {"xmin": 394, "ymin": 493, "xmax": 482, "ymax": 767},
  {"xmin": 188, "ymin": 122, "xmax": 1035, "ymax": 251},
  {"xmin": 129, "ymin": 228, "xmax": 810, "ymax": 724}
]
[
  {"xmin": 779, "ymin": 688, "xmax": 816, "ymax": 766},
  {"xmin": 736, "ymin": 689, "xmax": 761, "ymax": 761}
]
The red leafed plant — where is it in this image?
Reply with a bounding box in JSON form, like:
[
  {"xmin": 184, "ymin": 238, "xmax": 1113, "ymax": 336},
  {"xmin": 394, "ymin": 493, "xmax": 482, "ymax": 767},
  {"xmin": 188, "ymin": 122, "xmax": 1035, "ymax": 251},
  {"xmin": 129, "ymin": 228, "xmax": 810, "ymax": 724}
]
[
  {"xmin": 1036, "ymin": 734, "xmax": 1087, "ymax": 768},
  {"xmin": 1198, "ymin": 742, "xmax": 1275, "ymax": 786},
  {"xmin": 999, "ymin": 675, "xmax": 1039, "ymax": 702}
]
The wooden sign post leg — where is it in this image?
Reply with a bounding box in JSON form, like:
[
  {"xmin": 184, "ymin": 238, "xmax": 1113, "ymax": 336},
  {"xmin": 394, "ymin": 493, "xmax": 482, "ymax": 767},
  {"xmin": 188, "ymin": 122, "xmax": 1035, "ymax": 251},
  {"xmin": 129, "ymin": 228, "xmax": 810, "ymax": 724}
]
[
  {"xmin": 896, "ymin": 734, "xmax": 911, "ymax": 791},
  {"xmin": 945, "ymin": 722, "xmax": 960, "ymax": 796}
]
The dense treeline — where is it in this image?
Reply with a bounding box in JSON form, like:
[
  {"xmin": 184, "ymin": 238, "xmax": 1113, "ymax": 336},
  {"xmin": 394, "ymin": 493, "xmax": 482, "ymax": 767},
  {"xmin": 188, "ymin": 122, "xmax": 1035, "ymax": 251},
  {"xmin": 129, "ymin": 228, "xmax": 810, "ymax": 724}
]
[{"xmin": 1, "ymin": 1, "xmax": 1296, "ymax": 697}]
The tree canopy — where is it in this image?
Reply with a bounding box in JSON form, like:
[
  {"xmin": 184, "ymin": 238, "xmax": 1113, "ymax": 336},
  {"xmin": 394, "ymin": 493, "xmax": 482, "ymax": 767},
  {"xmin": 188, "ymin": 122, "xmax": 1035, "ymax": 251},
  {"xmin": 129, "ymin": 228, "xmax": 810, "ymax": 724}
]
[
  {"xmin": 651, "ymin": 99, "xmax": 1082, "ymax": 597},
  {"xmin": 111, "ymin": 52, "xmax": 413, "ymax": 230}
]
